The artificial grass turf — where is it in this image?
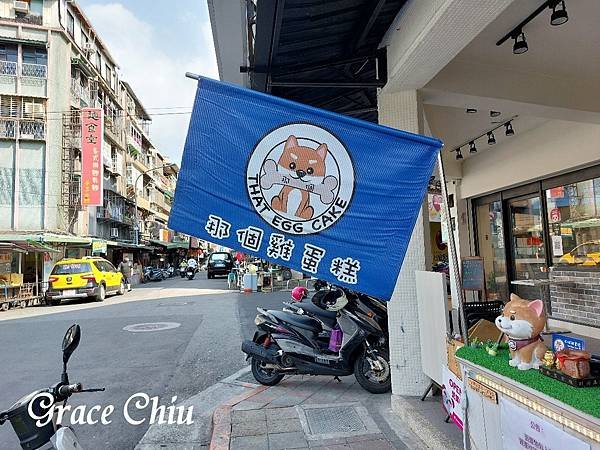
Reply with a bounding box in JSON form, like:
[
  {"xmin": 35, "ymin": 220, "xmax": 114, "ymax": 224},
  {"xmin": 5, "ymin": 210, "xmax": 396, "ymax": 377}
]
[{"xmin": 456, "ymin": 345, "xmax": 600, "ymax": 419}]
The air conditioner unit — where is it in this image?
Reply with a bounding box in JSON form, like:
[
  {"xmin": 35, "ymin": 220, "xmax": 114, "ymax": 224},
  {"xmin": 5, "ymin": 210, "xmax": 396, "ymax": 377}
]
[
  {"xmin": 110, "ymin": 228, "xmax": 119, "ymax": 238},
  {"xmin": 14, "ymin": 1, "xmax": 29, "ymax": 13}
]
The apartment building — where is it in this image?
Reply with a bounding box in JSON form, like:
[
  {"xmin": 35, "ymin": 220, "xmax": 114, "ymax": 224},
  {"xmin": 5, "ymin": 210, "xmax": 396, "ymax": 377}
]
[{"xmin": 0, "ymin": 0, "xmax": 180, "ymax": 254}]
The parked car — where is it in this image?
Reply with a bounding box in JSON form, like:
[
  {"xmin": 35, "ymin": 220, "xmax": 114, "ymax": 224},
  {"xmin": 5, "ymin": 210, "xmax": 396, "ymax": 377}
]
[
  {"xmin": 46, "ymin": 257, "xmax": 125, "ymax": 306},
  {"xmin": 207, "ymin": 252, "xmax": 234, "ymax": 279},
  {"xmin": 558, "ymin": 240, "xmax": 600, "ymax": 266}
]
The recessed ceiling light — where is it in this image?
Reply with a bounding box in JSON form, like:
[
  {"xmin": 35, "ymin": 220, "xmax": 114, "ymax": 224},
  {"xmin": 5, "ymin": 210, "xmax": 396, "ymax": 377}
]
[
  {"xmin": 490, "ymin": 111, "xmax": 501, "ymax": 118},
  {"xmin": 466, "ymin": 108, "xmax": 478, "ymax": 114}
]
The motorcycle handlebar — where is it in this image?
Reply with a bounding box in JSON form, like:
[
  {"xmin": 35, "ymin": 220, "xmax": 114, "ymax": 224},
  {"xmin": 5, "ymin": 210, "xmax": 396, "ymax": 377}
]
[{"xmin": 57, "ymin": 383, "xmax": 82, "ymax": 397}]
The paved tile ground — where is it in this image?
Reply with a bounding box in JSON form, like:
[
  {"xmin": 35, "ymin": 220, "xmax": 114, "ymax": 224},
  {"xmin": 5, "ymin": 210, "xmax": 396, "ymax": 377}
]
[{"xmin": 226, "ymin": 374, "xmax": 426, "ymax": 450}]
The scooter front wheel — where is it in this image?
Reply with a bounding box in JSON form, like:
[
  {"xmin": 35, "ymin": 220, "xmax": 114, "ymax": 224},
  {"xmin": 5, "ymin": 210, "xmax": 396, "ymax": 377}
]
[
  {"xmin": 354, "ymin": 350, "xmax": 391, "ymax": 394},
  {"xmin": 251, "ymin": 357, "xmax": 284, "ymax": 386}
]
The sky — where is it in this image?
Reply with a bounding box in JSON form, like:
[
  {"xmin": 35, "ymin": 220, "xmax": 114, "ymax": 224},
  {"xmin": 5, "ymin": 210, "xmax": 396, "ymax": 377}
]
[{"xmin": 78, "ymin": 0, "xmax": 219, "ymax": 163}]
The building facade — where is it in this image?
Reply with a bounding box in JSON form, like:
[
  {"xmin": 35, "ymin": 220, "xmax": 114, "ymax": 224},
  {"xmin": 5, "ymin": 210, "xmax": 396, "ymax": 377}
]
[{"xmin": 0, "ymin": 0, "xmax": 180, "ymax": 255}]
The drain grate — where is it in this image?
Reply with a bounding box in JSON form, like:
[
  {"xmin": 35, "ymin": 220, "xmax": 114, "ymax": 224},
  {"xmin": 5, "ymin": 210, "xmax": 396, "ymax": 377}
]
[
  {"xmin": 305, "ymin": 406, "xmax": 365, "ymax": 434},
  {"xmin": 297, "ymin": 403, "xmax": 380, "ymax": 439},
  {"xmin": 123, "ymin": 322, "xmax": 181, "ymax": 333}
]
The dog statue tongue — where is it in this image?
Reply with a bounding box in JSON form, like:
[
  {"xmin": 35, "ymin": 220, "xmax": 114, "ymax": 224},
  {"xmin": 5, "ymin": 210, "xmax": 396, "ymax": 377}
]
[{"xmin": 495, "ymin": 294, "xmax": 548, "ymax": 370}]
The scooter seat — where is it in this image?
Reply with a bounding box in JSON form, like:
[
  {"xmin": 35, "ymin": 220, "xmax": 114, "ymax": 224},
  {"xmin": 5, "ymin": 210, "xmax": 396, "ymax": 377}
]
[
  {"xmin": 270, "ymin": 310, "xmax": 322, "ymax": 333},
  {"xmin": 298, "ymin": 302, "xmax": 337, "ymax": 329}
]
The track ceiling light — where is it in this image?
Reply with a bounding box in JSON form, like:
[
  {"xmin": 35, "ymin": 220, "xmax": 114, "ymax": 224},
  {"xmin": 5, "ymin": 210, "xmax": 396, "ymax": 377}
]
[
  {"xmin": 513, "ymin": 32, "xmax": 528, "ymax": 54},
  {"xmin": 497, "ymin": 1, "xmax": 570, "ymax": 54},
  {"xmin": 456, "ymin": 149, "xmax": 463, "ymax": 160},
  {"xmin": 487, "ymin": 132, "xmax": 496, "ymax": 145},
  {"xmin": 550, "ymin": 1, "xmax": 568, "ymax": 26},
  {"xmin": 505, "ymin": 122, "xmax": 515, "ymax": 136},
  {"xmin": 469, "ymin": 141, "xmax": 477, "ymax": 153}
]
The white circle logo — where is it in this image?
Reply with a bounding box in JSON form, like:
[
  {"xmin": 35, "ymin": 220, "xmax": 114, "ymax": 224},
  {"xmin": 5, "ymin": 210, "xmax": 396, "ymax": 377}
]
[{"xmin": 246, "ymin": 123, "xmax": 354, "ymax": 235}]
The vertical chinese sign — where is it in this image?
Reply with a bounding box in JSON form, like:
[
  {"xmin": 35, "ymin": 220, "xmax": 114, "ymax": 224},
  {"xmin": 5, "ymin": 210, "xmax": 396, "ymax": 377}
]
[{"xmin": 81, "ymin": 108, "xmax": 104, "ymax": 207}]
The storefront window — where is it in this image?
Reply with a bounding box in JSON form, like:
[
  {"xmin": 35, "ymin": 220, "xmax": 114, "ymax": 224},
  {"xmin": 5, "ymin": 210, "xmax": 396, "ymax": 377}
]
[
  {"xmin": 546, "ymin": 176, "xmax": 600, "ymax": 269},
  {"xmin": 476, "ymin": 201, "xmax": 508, "ymax": 300}
]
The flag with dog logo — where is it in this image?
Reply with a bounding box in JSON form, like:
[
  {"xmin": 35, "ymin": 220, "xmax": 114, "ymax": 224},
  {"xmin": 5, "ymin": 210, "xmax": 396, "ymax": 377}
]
[{"xmin": 169, "ymin": 77, "xmax": 442, "ymax": 300}]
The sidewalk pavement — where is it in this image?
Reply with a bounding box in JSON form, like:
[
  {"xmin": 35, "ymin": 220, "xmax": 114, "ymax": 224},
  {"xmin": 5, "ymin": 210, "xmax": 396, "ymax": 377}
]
[{"xmin": 137, "ymin": 366, "xmax": 463, "ymax": 450}]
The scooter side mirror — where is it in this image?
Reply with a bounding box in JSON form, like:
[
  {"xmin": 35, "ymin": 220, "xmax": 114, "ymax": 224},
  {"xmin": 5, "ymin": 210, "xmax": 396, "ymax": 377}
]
[{"xmin": 62, "ymin": 324, "xmax": 81, "ymax": 365}]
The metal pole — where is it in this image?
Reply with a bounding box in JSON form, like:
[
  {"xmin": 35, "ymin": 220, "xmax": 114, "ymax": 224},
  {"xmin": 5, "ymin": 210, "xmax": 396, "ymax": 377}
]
[{"xmin": 437, "ymin": 152, "xmax": 469, "ymax": 344}]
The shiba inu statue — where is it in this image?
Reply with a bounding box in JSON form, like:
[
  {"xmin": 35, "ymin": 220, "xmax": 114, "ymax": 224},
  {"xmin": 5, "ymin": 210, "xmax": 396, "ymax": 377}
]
[{"xmin": 495, "ymin": 293, "xmax": 547, "ymax": 370}]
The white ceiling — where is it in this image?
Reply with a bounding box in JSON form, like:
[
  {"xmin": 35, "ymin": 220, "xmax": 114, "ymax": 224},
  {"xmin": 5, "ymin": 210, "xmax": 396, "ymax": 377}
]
[
  {"xmin": 420, "ymin": 0, "xmax": 599, "ymax": 170},
  {"xmin": 424, "ymin": 105, "xmax": 548, "ymax": 160},
  {"xmin": 456, "ymin": 0, "xmax": 600, "ymax": 85}
]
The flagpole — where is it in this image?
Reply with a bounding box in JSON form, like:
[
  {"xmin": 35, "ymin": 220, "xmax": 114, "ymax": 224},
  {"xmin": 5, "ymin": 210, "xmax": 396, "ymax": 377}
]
[
  {"xmin": 185, "ymin": 72, "xmax": 201, "ymax": 81},
  {"xmin": 437, "ymin": 152, "xmax": 469, "ymax": 344}
]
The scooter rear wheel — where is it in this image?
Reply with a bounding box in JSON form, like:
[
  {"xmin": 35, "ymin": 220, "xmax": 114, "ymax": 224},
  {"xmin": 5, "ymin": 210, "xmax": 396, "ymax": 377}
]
[{"xmin": 251, "ymin": 357, "xmax": 284, "ymax": 386}]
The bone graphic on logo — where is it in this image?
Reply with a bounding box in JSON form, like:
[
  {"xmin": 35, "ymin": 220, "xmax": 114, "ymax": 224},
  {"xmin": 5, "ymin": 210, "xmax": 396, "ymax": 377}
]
[{"xmin": 260, "ymin": 159, "xmax": 338, "ymax": 204}]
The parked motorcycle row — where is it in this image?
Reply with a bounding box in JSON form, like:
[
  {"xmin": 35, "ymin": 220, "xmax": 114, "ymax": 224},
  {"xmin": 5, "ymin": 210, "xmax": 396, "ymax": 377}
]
[
  {"xmin": 141, "ymin": 264, "xmax": 177, "ymax": 282},
  {"xmin": 242, "ymin": 282, "xmax": 391, "ymax": 394}
]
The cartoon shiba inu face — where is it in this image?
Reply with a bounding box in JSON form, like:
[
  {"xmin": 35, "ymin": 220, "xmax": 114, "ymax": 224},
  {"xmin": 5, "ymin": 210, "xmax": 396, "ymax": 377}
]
[
  {"xmin": 495, "ymin": 293, "xmax": 545, "ymax": 339},
  {"xmin": 277, "ymin": 135, "xmax": 328, "ymax": 182}
]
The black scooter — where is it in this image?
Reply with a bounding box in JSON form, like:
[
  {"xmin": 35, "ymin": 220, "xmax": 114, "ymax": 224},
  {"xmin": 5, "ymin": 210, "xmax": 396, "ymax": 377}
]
[
  {"xmin": 186, "ymin": 267, "xmax": 196, "ymax": 280},
  {"xmin": 0, "ymin": 324, "xmax": 104, "ymax": 449},
  {"xmin": 242, "ymin": 288, "xmax": 390, "ymax": 394}
]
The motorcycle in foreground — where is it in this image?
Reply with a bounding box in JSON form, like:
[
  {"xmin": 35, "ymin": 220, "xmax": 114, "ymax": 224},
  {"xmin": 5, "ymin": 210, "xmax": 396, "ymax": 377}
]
[
  {"xmin": 242, "ymin": 288, "xmax": 390, "ymax": 394},
  {"xmin": 0, "ymin": 324, "xmax": 104, "ymax": 449}
]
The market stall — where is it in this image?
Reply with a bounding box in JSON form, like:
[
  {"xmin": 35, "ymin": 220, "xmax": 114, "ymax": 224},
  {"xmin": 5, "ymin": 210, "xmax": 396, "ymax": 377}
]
[
  {"xmin": 456, "ymin": 342, "xmax": 599, "ymax": 449},
  {"xmin": 0, "ymin": 242, "xmax": 59, "ymax": 311}
]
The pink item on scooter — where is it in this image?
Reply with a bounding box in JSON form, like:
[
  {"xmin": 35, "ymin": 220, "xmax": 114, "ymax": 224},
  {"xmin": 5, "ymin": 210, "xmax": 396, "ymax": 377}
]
[
  {"xmin": 291, "ymin": 286, "xmax": 308, "ymax": 302},
  {"xmin": 328, "ymin": 325, "xmax": 343, "ymax": 352}
]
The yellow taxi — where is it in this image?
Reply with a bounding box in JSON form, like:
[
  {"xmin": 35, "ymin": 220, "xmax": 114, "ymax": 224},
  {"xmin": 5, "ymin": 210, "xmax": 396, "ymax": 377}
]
[
  {"xmin": 558, "ymin": 240, "xmax": 600, "ymax": 267},
  {"xmin": 46, "ymin": 257, "xmax": 125, "ymax": 306}
]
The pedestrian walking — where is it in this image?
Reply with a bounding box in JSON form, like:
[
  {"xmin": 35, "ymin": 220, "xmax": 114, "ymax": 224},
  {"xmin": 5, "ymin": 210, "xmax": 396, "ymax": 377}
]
[{"xmin": 118, "ymin": 256, "xmax": 133, "ymax": 291}]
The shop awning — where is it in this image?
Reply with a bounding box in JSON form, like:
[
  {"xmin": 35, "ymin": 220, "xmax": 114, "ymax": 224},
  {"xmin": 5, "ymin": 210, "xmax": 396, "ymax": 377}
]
[
  {"xmin": 150, "ymin": 240, "xmax": 189, "ymax": 250},
  {"xmin": 106, "ymin": 241, "xmax": 155, "ymax": 251},
  {"xmin": 0, "ymin": 241, "xmax": 60, "ymax": 254},
  {"xmin": 0, "ymin": 233, "xmax": 91, "ymax": 246},
  {"xmin": 251, "ymin": 0, "xmax": 408, "ymax": 122}
]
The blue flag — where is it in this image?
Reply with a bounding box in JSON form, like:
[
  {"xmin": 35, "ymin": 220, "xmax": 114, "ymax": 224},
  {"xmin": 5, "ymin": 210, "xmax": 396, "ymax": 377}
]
[{"xmin": 169, "ymin": 78, "xmax": 442, "ymax": 300}]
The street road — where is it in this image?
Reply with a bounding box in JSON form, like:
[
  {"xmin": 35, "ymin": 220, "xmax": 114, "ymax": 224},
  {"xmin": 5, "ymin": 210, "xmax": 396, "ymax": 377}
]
[{"xmin": 0, "ymin": 273, "xmax": 285, "ymax": 449}]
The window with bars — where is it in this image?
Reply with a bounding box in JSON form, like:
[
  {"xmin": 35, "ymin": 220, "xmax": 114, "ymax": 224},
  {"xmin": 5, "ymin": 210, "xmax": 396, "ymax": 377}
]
[
  {"xmin": 0, "ymin": 44, "xmax": 17, "ymax": 63},
  {"xmin": 22, "ymin": 98, "xmax": 45, "ymax": 120},
  {"xmin": 22, "ymin": 46, "xmax": 47, "ymax": 66},
  {"xmin": 0, "ymin": 96, "xmax": 19, "ymax": 118}
]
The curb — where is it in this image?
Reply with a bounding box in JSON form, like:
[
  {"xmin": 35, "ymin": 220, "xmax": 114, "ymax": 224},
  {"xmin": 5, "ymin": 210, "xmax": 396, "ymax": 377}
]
[
  {"xmin": 208, "ymin": 384, "xmax": 269, "ymax": 450},
  {"xmin": 391, "ymin": 395, "xmax": 461, "ymax": 450}
]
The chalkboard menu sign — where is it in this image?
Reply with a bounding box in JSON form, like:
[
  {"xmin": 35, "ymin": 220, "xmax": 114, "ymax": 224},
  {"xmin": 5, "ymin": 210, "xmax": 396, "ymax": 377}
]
[{"xmin": 461, "ymin": 257, "xmax": 485, "ymax": 291}]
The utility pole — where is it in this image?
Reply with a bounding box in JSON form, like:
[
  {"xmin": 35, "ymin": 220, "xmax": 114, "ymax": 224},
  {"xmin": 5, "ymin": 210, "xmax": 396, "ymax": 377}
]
[{"xmin": 134, "ymin": 163, "xmax": 176, "ymax": 245}]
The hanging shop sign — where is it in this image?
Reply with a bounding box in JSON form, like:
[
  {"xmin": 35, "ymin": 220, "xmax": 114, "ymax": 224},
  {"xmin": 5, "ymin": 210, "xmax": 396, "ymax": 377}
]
[
  {"xmin": 442, "ymin": 365, "xmax": 465, "ymax": 430},
  {"xmin": 91, "ymin": 239, "xmax": 107, "ymax": 255},
  {"xmin": 81, "ymin": 108, "xmax": 104, "ymax": 207},
  {"xmin": 169, "ymin": 78, "xmax": 442, "ymax": 300},
  {"xmin": 500, "ymin": 399, "xmax": 590, "ymax": 450}
]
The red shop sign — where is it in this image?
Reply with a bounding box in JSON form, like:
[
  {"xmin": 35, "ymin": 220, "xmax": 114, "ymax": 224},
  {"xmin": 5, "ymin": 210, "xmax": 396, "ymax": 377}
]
[{"xmin": 81, "ymin": 108, "xmax": 104, "ymax": 207}]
